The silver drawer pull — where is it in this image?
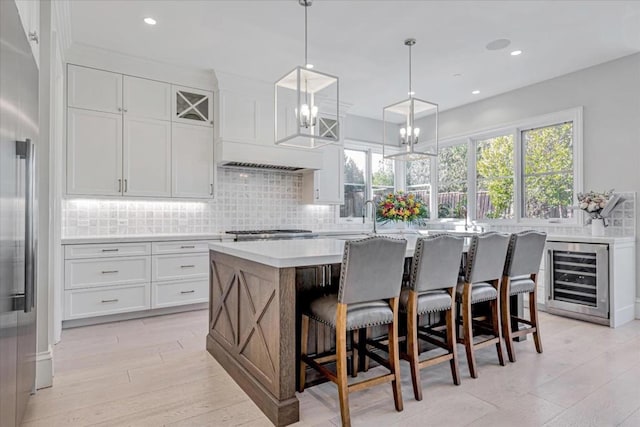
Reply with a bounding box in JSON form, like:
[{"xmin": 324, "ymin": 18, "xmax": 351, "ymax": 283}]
[
  {"xmin": 102, "ymin": 248, "xmax": 119, "ymax": 252},
  {"xmin": 180, "ymin": 245, "xmax": 195, "ymax": 249},
  {"xmin": 180, "ymin": 290, "xmax": 195, "ymax": 294},
  {"xmin": 180, "ymin": 265, "xmax": 195, "ymax": 268},
  {"xmin": 101, "ymin": 270, "xmax": 119, "ymax": 274},
  {"xmin": 101, "ymin": 299, "xmax": 119, "ymax": 303}
]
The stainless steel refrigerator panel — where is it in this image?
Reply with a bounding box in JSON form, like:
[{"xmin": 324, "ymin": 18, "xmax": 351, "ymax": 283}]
[{"xmin": 0, "ymin": 1, "xmax": 39, "ymax": 426}]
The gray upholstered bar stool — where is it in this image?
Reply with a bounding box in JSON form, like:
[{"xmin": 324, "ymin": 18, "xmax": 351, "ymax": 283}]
[
  {"xmin": 299, "ymin": 236, "xmax": 407, "ymax": 427},
  {"xmin": 500, "ymin": 231, "xmax": 547, "ymax": 362},
  {"xmin": 400, "ymin": 234, "xmax": 465, "ymax": 401},
  {"xmin": 457, "ymin": 232, "xmax": 510, "ymax": 378}
]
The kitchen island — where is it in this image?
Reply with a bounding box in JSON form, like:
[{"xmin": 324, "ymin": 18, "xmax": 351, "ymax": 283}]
[{"xmin": 207, "ymin": 236, "xmax": 424, "ymax": 426}]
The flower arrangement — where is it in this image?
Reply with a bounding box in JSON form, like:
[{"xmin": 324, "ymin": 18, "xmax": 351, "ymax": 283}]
[
  {"xmin": 577, "ymin": 189, "xmax": 614, "ymax": 219},
  {"xmin": 377, "ymin": 191, "xmax": 428, "ymax": 223}
]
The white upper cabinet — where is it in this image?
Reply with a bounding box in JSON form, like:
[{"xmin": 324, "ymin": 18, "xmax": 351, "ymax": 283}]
[
  {"xmin": 302, "ymin": 143, "xmax": 344, "ymax": 205},
  {"xmin": 172, "ymin": 123, "xmax": 214, "ymax": 198},
  {"xmin": 68, "ymin": 65, "xmax": 123, "ymax": 114},
  {"xmin": 123, "ymin": 118, "xmax": 172, "ymax": 197},
  {"xmin": 123, "ymin": 76, "xmax": 171, "ymax": 121},
  {"xmin": 15, "ymin": 0, "xmax": 39, "ymax": 67},
  {"xmin": 67, "ymin": 108, "xmax": 123, "ymax": 196},
  {"xmin": 66, "ymin": 64, "xmax": 214, "ymax": 199},
  {"xmin": 172, "ymin": 85, "xmax": 213, "ymax": 127}
]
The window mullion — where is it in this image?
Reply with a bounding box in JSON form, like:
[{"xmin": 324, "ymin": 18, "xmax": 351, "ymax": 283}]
[
  {"xmin": 514, "ymin": 128, "xmax": 523, "ymax": 222},
  {"xmin": 431, "ymin": 155, "xmax": 438, "ymax": 219},
  {"xmin": 468, "ymin": 138, "xmax": 477, "ymax": 221}
]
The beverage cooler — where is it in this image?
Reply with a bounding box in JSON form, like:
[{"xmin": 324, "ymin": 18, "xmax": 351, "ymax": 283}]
[{"xmin": 545, "ymin": 241, "xmax": 609, "ymax": 325}]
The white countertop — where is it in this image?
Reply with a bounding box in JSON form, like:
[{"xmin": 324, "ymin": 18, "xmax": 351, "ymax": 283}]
[
  {"xmin": 544, "ymin": 234, "xmax": 635, "ymax": 244},
  {"xmin": 61, "ymin": 233, "xmax": 234, "ymax": 245},
  {"xmin": 208, "ymin": 235, "xmax": 422, "ymax": 268},
  {"xmin": 208, "ymin": 231, "xmax": 635, "ymax": 268}
]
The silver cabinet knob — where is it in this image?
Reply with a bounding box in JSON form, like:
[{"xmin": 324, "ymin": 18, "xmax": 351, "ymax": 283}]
[{"xmin": 28, "ymin": 31, "xmax": 39, "ymax": 44}]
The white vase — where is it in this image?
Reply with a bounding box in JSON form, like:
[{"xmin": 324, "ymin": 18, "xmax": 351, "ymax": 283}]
[{"xmin": 591, "ymin": 218, "xmax": 605, "ymax": 236}]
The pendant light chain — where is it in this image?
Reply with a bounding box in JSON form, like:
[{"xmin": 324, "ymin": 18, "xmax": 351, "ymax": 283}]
[
  {"xmin": 408, "ymin": 42, "xmax": 412, "ymax": 96},
  {"xmin": 304, "ymin": 1, "xmax": 308, "ymax": 67}
]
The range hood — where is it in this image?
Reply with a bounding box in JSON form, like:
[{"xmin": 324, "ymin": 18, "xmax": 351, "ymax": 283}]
[{"xmin": 215, "ymin": 139, "xmax": 323, "ymax": 172}]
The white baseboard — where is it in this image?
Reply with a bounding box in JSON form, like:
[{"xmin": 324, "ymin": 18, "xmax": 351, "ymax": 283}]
[
  {"xmin": 635, "ymin": 298, "xmax": 640, "ymax": 319},
  {"xmin": 61, "ymin": 303, "xmax": 207, "ymax": 329},
  {"xmin": 35, "ymin": 346, "xmax": 53, "ymax": 390}
]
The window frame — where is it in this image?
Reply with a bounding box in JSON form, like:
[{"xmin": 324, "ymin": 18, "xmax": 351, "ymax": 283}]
[
  {"xmin": 413, "ymin": 107, "xmax": 583, "ymax": 226},
  {"xmin": 338, "ymin": 141, "xmax": 403, "ymax": 223}
]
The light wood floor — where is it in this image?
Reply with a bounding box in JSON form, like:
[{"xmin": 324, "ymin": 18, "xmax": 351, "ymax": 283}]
[{"xmin": 22, "ymin": 309, "xmax": 640, "ymax": 427}]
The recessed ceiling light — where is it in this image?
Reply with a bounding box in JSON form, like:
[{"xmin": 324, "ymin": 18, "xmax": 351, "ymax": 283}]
[
  {"xmin": 305, "ymin": 63, "xmax": 314, "ymax": 69},
  {"xmin": 408, "ymin": 91, "xmax": 415, "ymax": 96},
  {"xmin": 472, "ymin": 90, "xmax": 480, "ymax": 95},
  {"xmin": 485, "ymin": 38, "xmax": 511, "ymax": 51},
  {"xmin": 453, "ymin": 73, "xmax": 462, "ymax": 77},
  {"xmin": 144, "ymin": 17, "xmax": 157, "ymax": 25},
  {"xmin": 510, "ymin": 50, "xmax": 523, "ymax": 56}
]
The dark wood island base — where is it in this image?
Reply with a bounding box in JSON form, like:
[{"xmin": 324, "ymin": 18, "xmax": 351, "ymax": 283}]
[{"xmin": 207, "ymin": 251, "xmax": 300, "ymax": 426}]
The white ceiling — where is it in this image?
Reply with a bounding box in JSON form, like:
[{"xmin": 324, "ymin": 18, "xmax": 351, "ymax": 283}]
[{"xmin": 68, "ymin": 0, "xmax": 640, "ymax": 119}]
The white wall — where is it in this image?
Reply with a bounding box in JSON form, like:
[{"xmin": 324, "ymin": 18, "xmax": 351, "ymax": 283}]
[{"xmin": 424, "ymin": 53, "xmax": 640, "ymax": 314}]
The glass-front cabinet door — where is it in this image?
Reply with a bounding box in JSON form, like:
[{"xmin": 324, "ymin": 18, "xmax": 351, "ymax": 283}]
[{"xmin": 171, "ymin": 85, "xmax": 213, "ymax": 127}]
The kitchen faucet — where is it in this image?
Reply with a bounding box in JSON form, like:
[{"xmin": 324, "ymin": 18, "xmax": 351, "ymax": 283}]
[{"xmin": 363, "ymin": 199, "xmax": 377, "ymax": 234}]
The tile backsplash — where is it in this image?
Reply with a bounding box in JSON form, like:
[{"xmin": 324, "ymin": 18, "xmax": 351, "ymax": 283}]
[
  {"xmin": 63, "ymin": 168, "xmax": 340, "ymax": 236},
  {"xmin": 63, "ymin": 172, "xmax": 636, "ymax": 239},
  {"xmin": 486, "ymin": 192, "xmax": 636, "ymax": 237}
]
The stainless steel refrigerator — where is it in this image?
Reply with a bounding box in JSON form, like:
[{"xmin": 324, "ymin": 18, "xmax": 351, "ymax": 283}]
[{"xmin": 0, "ymin": 1, "xmax": 39, "ymax": 426}]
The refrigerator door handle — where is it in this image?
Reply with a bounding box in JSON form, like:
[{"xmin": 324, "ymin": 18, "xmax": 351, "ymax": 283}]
[{"xmin": 17, "ymin": 139, "xmax": 35, "ymax": 313}]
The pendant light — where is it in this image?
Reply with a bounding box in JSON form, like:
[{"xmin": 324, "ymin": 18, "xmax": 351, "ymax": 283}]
[
  {"xmin": 275, "ymin": 0, "xmax": 340, "ymax": 149},
  {"xmin": 383, "ymin": 38, "xmax": 438, "ymax": 161}
]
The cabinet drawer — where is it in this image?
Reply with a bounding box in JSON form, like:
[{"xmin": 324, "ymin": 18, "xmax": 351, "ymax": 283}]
[
  {"xmin": 65, "ymin": 257, "xmax": 151, "ymax": 290},
  {"xmin": 64, "ymin": 284, "xmax": 150, "ymax": 320},
  {"xmin": 65, "ymin": 243, "xmax": 151, "ymax": 259},
  {"xmin": 152, "ymin": 240, "xmax": 211, "ymax": 255},
  {"xmin": 152, "ymin": 279, "xmax": 208, "ymax": 308},
  {"xmin": 152, "ymin": 254, "xmax": 208, "ymax": 282}
]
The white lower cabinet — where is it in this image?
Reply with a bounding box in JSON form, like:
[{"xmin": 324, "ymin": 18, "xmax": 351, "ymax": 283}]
[
  {"xmin": 152, "ymin": 254, "xmax": 209, "ymax": 282},
  {"xmin": 152, "ymin": 279, "xmax": 208, "ymax": 309},
  {"xmin": 65, "ymin": 256, "xmax": 151, "ymax": 289},
  {"xmin": 64, "ymin": 284, "xmax": 151, "ymax": 320},
  {"xmin": 63, "ymin": 240, "xmax": 215, "ymax": 322}
]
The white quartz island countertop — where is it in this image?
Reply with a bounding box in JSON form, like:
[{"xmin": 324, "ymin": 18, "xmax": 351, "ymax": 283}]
[{"xmin": 208, "ymin": 236, "xmax": 422, "ymax": 268}]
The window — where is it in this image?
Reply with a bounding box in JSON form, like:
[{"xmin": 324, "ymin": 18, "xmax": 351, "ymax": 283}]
[
  {"xmin": 476, "ymin": 134, "xmax": 514, "ymax": 219},
  {"xmin": 522, "ymin": 122, "xmax": 574, "ymax": 219},
  {"xmin": 404, "ymin": 108, "xmax": 581, "ymax": 223},
  {"xmin": 438, "ymin": 144, "xmax": 468, "ymax": 219},
  {"xmin": 406, "ymin": 159, "xmax": 431, "ymax": 219},
  {"xmin": 340, "ymin": 149, "xmax": 367, "ymax": 218},
  {"xmin": 371, "ymin": 153, "xmax": 395, "ymax": 199}
]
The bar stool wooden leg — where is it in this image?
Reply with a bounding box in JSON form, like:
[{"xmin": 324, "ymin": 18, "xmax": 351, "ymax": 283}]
[
  {"xmin": 500, "ymin": 276, "xmax": 516, "ymax": 363},
  {"xmin": 406, "ymin": 291, "xmax": 423, "ymax": 400},
  {"xmin": 530, "ymin": 283, "xmax": 543, "ymax": 354},
  {"xmin": 446, "ymin": 295, "xmax": 461, "ymax": 385},
  {"xmin": 299, "ymin": 315, "xmax": 309, "ymax": 392},
  {"xmin": 350, "ymin": 330, "xmax": 359, "ymax": 378},
  {"xmin": 491, "ymin": 294, "xmax": 505, "ymax": 366},
  {"xmin": 336, "ymin": 304, "xmax": 351, "ymax": 427},
  {"xmin": 388, "ymin": 298, "xmax": 404, "ymax": 411},
  {"xmin": 461, "ymin": 283, "xmax": 478, "ymax": 379},
  {"xmin": 360, "ymin": 328, "xmax": 370, "ymax": 372}
]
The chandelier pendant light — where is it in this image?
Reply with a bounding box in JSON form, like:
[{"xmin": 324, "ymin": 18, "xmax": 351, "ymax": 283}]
[
  {"xmin": 275, "ymin": 0, "xmax": 340, "ymax": 149},
  {"xmin": 383, "ymin": 38, "xmax": 438, "ymax": 161}
]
